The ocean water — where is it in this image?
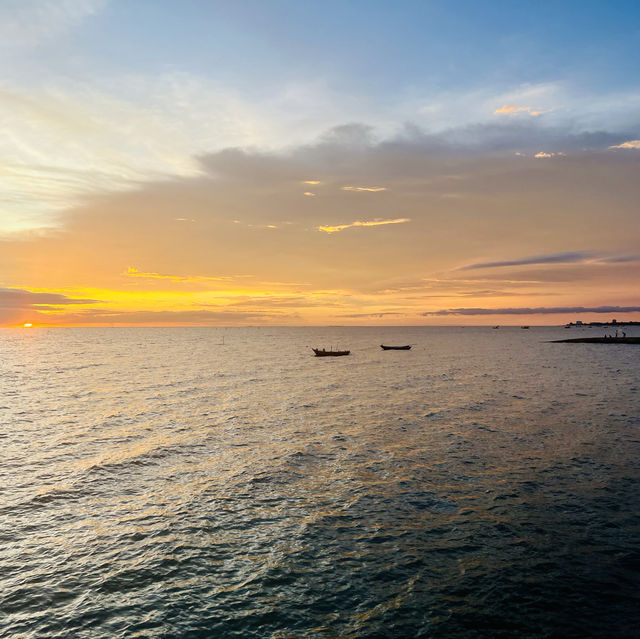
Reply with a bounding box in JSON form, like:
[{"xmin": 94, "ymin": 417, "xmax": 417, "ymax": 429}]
[{"xmin": 1, "ymin": 326, "xmax": 639, "ymax": 638}]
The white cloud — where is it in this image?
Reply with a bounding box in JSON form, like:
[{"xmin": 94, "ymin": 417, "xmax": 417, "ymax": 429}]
[
  {"xmin": 125, "ymin": 267, "xmax": 232, "ymax": 282},
  {"xmin": 406, "ymin": 82, "xmax": 560, "ymax": 132},
  {"xmin": 494, "ymin": 105, "xmax": 547, "ymax": 116},
  {"xmin": 318, "ymin": 218, "xmax": 410, "ymax": 234},
  {"xmin": 341, "ymin": 186, "xmax": 387, "ymax": 192},
  {"xmin": 609, "ymin": 140, "xmax": 640, "ymax": 150},
  {"xmin": 534, "ymin": 151, "xmax": 566, "ymax": 158},
  {"xmin": 0, "ymin": 74, "xmax": 277, "ymax": 233},
  {"xmin": 0, "ymin": 0, "xmax": 106, "ymax": 50}
]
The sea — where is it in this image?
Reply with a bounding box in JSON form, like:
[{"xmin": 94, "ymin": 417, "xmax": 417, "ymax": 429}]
[{"xmin": 1, "ymin": 326, "xmax": 639, "ymax": 638}]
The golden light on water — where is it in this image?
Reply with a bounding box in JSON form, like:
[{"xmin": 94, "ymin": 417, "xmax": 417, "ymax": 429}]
[{"xmin": 23, "ymin": 323, "xmax": 33, "ymax": 328}]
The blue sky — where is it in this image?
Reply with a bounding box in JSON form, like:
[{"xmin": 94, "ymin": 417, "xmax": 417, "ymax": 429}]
[
  {"xmin": 8, "ymin": 1, "xmax": 640, "ymax": 94},
  {"xmin": 15, "ymin": 1, "xmax": 640, "ymax": 91}
]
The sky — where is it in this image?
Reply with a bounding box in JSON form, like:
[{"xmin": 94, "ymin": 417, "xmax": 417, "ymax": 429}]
[{"xmin": 2, "ymin": 0, "xmax": 640, "ymax": 326}]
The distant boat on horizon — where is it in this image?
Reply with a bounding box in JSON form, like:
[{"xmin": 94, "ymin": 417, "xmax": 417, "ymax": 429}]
[
  {"xmin": 380, "ymin": 344, "xmax": 411, "ymax": 350},
  {"xmin": 312, "ymin": 347, "xmax": 350, "ymax": 357},
  {"xmin": 521, "ymin": 326, "xmax": 530, "ymax": 329}
]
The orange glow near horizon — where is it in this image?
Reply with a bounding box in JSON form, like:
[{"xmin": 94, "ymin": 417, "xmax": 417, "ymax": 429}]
[
  {"xmin": 2, "ymin": 131, "xmax": 639, "ymax": 327},
  {"xmin": 2, "ymin": 280, "xmax": 638, "ymax": 328}
]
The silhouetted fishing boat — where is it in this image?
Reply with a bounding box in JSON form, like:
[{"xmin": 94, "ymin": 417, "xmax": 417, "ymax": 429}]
[
  {"xmin": 312, "ymin": 348, "xmax": 350, "ymax": 357},
  {"xmin": 521, "ymin": 326, "xmax": 530, "ymax": 329},
  {"xmin": 380, "ymin": 344, "xmax": 411, "ymax": 350}
]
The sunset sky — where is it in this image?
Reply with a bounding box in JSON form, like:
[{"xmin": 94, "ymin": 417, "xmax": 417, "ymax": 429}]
[{"xmin": 2, "ymin": 0, "xmax": 640, "ymax": 326}]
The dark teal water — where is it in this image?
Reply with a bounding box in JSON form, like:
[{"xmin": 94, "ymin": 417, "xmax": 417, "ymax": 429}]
[{"xmin": 1, "ymin": 326, "xmax": 639, "ymax": 638}]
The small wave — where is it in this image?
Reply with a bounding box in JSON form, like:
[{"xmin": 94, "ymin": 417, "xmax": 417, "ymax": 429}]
[
  {"xmin": 424, "ymin": 409, "xmax": 448, "ymax": 419},
  {"xmin": 63, "ymin": 362, "xmax": 105, "ymax": 372},
  {"xmin": 84, "ymin": 441, "xmax": 205, "ymax": 477},
  {"xmin": 473, "ymin": 424, "xmax": 498, "ymax": 432},
  {"xmin": 0, "ymin": 485, "xmax": 86, "ymax": 514}
]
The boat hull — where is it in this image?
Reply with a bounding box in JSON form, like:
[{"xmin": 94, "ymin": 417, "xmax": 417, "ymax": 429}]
[
  {"xmin": 380, "ymin": 345, "xmax": 411, "ymax": 350},
  {"xmin": 312, "ymin": 348, "xmax": 350, "ymax": 356}
]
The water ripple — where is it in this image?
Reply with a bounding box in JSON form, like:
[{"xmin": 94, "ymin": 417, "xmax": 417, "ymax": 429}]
[{"xmin": 1, "ymin": 326, "xmax": 639, "ymax": 637}]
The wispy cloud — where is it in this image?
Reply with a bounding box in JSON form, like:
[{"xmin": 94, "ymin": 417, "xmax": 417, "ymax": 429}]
[
  {"xmin": 424, "ymin": 305, "xmax": 640, "ymax": 316},
  {"xmin": 458, "ymin": 252, "xmax": 640, "ymax": 272},
  {"xmin": 494, "ymin": 105, "xmax": 546, "ymax": 117},
  {"xmin": 0, "ymin": 287, "xmax": 100, "ymax": 308},
  {"xmin": 598, "ymin": 254, "xmax": 640, "ymax": 263},
  {"xmin": 38, "ymin": 308, "xmax": 283, "ymax": 326},
  {"xmin": 0, "ymin": 72, "xmax": 301, "ymax": 233},
  {"xmin": 341, "ymin": 186, "xmax": 387, "ymax": 192},
  {"xmin": 125, "ymin": 267, "xmax": 233, "ymax": 282},
  {"xmin": 0, "ymin": 286, "xmax": 101, "ymax": 324},
  {"xmin": 227, "ymin": 295, "xmax": 341, "ymax": 309},
  {"xmin": 459, "ymin": 251, "xmax": 596, "ymax": 270},
  {"xmin": 534, "ymin": 151, "xmax": 565, "ymax": 158},
  {"xmin": 0, "ymin": 0, "xmax": 107, "ymax": 50},
  {"xmin": 338, "ymin": 311, "xmax": 405, "ymax": 318},
  {"xmin": 609, "ymin": 140, "xmax": 640, "ymax": 149},
  {"xmin": 125, "ymin": 268, "xmax": 307, "ymax": 288},
  {"xmin": 318, "ymin": 218, "xmax": 411, "ymax": 234}
]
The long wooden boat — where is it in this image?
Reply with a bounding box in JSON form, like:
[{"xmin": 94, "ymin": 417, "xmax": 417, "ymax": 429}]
[
  {"xmin": 312, "ymin": 348, "xmax": 350, "ymax": 357},
  {"xmin": 380, "ymin": 344, "xmax": 411, "ymax": 350}
]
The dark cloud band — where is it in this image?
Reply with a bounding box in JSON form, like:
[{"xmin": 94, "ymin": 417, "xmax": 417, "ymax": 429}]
[
  {"xmin": 0, "ymin": 288, "xmax": 101, "ymax": 309},
  {"xmin": 424, "ymin": 305, "xmax": 640, "ymax": 316},
  {"xmin": 459, "ymin": 251, "xmax": 595, "ymax": 270}
]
